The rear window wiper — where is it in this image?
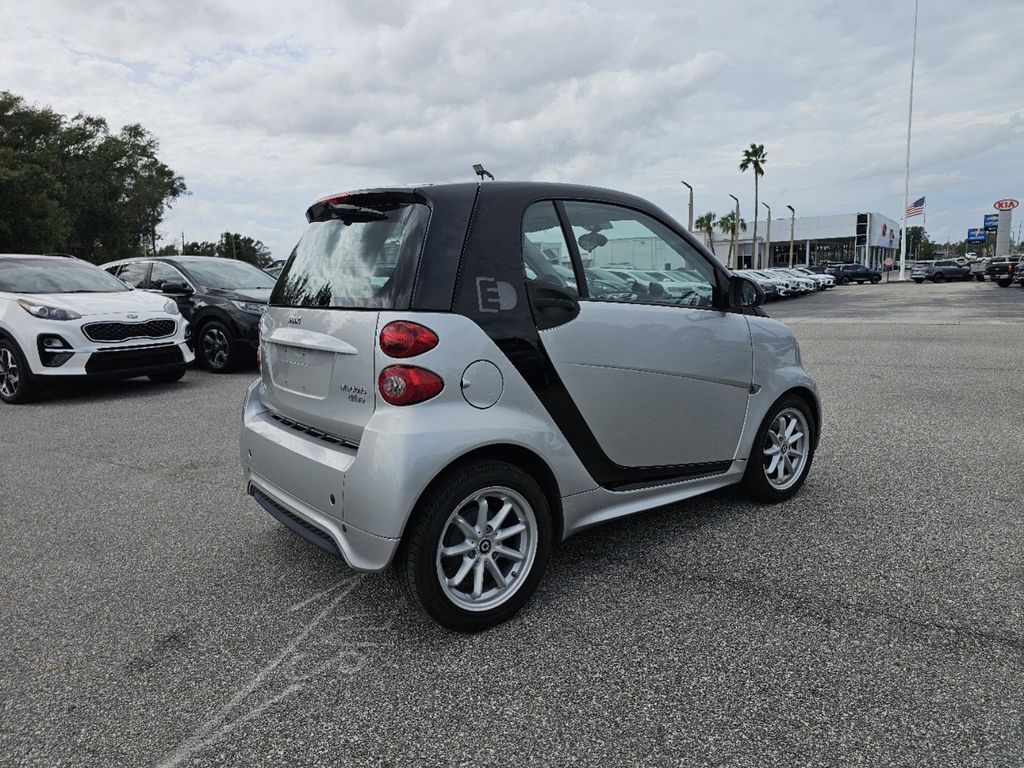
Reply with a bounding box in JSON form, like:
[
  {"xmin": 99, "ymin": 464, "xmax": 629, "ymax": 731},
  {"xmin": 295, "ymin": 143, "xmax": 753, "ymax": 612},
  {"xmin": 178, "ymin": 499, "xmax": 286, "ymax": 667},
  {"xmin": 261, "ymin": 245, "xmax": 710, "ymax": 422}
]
[{"xmin": 316, "ymin": 203, "xmax": 389, "ymax": 224}]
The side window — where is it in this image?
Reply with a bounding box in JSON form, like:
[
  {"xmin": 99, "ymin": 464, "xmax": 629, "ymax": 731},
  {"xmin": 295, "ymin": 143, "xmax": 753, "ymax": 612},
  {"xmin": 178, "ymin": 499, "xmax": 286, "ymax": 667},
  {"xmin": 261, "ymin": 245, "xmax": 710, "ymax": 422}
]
[
  {"xmin": 521, "ymin": 202, "xmax": 578, "ymax": 297},
  {"xmin": 561, "ymin": 201, "xmax": 716, "ymax": 308},
  {"xmin": 116, "ymin": 262, "xmax": 149, "ymax": 288},
  {"xmin": 150, "ymin": 262, "xmax": 183, "ymax": 289}
]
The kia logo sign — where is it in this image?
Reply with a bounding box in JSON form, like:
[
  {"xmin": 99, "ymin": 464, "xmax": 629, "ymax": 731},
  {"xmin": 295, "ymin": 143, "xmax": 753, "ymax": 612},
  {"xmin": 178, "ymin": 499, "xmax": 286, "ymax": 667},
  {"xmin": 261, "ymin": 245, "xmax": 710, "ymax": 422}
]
[{"xmin": 993, "ymin": 199, "xmax": 1019, "ymax": 211}]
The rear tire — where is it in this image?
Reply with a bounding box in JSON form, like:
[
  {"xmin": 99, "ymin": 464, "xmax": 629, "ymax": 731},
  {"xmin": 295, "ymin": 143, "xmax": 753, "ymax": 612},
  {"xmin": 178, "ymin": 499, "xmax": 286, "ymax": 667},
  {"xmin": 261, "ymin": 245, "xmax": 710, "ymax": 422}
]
[
  {"xmin": 397, "ymin": 460, "xmax": 552, "ymax": 632},
  {"xmin": 197, "ymin": 320, "xmax": 238, "ymax": 372},
  {"xmin": 148, "ymin": 366, "xmax": 186, "ymax": 384},
  {"xmin": 998, "ymin": 279, "xmax": 1011, "ymax": 288},
  {"xmin": 740, "ymin": 395, "xmax": 817, "ymax": 503},
  {"xmin": 975, "ymin": 274, "xmax": 985, "ymax": 282},
  {"xmin": 0, "ymin": 338, "xmax": 39, "ymax": 404},
  {"xmin": 870, "ymin": 275, "xmax": 881, "ymax": 284},
  {"xmin": 840, "ymin": 276, "xmax": 850, "ymax": 285}
]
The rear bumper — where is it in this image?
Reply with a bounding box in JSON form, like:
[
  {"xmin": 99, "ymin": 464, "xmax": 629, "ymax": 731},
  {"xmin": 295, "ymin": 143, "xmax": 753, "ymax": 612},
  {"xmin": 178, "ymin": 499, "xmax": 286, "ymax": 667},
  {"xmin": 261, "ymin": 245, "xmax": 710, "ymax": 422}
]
[
  {"xmin": 246, "ymin": 471, "xmax": 399, "ymax": 571},
  {"xmin": 240, "ymin": 380, "xmax": 400, "ymax": 571}
]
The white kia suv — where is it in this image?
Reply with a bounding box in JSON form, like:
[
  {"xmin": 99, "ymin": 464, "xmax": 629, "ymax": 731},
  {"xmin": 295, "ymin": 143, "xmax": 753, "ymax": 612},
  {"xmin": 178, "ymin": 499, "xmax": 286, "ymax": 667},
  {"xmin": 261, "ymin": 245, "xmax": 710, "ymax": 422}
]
[{"xmin": 0, "ymin": 254, "xmax": 194, "ymax": 403}]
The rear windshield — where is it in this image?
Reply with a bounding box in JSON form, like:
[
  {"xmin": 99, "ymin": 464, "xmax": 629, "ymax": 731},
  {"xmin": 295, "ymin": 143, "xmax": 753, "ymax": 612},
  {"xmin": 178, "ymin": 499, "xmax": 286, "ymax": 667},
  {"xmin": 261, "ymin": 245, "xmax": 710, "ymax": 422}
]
[
  {"xmin": 0, "ymin": 257, "xmax": 130, "ymax": 293},
  {"xmin": 272, "ymin": 201, "xmax": 430, "ymax": 309}
]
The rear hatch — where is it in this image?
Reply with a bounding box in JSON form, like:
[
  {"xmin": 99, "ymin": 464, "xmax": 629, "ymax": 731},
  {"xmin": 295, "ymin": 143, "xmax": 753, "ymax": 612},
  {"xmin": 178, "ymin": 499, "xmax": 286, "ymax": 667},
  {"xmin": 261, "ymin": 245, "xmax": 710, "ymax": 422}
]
[{"xmin": 261, "ymin": 191, "xmax": 431, "ymax": 444}]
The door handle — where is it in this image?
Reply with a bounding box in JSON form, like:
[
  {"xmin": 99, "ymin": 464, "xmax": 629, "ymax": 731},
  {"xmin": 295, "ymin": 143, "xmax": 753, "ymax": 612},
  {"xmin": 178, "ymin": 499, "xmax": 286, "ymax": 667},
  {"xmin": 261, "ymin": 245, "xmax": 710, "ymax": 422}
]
[{"xmin": 534, "ymin": 296, "xmax": 577, "ymax": 311}]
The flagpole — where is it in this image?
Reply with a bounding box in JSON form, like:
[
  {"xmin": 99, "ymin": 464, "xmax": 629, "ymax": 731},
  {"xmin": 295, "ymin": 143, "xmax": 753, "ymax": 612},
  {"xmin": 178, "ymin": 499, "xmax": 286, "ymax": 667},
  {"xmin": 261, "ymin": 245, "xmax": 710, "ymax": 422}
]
[{"xmin": 898, "ymin": 0, "xmax": 919, "ymax": 281}]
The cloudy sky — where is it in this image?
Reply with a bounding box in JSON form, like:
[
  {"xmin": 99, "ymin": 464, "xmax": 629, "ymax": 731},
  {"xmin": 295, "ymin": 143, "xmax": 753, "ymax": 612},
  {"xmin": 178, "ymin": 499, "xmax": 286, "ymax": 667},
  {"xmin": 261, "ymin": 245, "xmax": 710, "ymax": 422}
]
[{"xmin": 2, "ymin": 0, "xmax": 1022, "ymax": 257}]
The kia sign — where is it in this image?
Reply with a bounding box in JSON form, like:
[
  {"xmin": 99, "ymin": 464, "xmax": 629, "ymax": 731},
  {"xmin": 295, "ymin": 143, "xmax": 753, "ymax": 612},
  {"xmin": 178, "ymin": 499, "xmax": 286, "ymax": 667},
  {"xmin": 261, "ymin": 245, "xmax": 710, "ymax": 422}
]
[
  {"xmin": 967, "ymin": 228, "xmax": 986, "ymax": 243},
  {"xmin": 993, "ymin": 199, "xmax": 1019, "ymax": 211}
]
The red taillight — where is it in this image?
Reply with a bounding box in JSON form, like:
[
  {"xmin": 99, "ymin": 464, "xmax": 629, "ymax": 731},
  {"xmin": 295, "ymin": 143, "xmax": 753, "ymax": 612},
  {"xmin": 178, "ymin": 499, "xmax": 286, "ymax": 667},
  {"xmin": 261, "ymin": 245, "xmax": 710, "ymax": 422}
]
[
  {"xmin": 378, "ymin": 365, "xmax": 443, "ymax": 406},
  {"xmin": 379, "ymin": 321, "xmax": 438, "ymax": 358}
]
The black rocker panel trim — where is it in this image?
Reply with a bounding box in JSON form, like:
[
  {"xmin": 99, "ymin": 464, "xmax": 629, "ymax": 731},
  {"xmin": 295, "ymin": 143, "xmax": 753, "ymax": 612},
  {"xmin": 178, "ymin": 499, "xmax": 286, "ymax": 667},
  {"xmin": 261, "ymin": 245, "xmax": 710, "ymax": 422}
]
[{"xmin": 452, "ymin": 182, "xmax": 736, "ymax": 491}]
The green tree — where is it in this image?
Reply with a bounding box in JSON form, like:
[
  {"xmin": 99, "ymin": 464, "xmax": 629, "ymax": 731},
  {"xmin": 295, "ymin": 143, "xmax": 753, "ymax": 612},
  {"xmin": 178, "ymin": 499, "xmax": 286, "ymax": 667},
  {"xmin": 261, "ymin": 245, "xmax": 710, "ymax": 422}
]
[
  {"xmin": 216, "ymin": 232, "xmax": 272, "ymax": 267},
  {"xmin": 905, "ymin": 225, "xmax": 940, "ymax": 259},
  {"xmin": 182, "ymin": 240, "xmax": 217, "ymax": 257},
  {"xmin": 694, "ymin": 212, "xmax": 717, "ymax": 256},
  {"xmin": 0, "ymin": 91, "xmax": 187, "ymax": 262},
  {"xmin": 718, "ymin": 212, "xmax": 747, "ymax": 264},
  {"xmin": 0, "ymin": 92, "xmax": 69, "ymax": 252},
  {"xmin": 739, "ymin": 143, "xmax": 767, "ymax": 267}
]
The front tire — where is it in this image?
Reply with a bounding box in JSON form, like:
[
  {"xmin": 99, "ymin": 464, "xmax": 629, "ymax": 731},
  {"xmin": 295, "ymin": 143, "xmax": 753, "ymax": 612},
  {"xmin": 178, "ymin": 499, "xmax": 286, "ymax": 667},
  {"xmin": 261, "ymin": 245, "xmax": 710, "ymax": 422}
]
[
  {"xmin": 197, "ymin": 320, "xmax": 237, "ymax": 372},
  {"xmin": 148, "ymin": 366, "xmax": 186, "ymax": 384},
  {"xmin": 740, "ymin": 395, "xmax": 817, "ymax": 503},
  {"xmin": 997, "ymin": 279, "xmax": 1011, "ymax": 288},
  {"xmin": 397, "ymin": 460, "xmax": 553, "ymax": 632},
  {"xmin": 839, "ymin": 276, "xmax": 850, "ymax": 285},
  {"xmin": 933, "ymin": 272, "xmax": 946, "ymax": 283},
  {"xmin": 913, "ymin": 278, "xmax": 924, "ymax": 284},
  {"xmin": 975, "ymin": 274, "xmax": 985, "ymax": 282},
  {"xmin": 870, "ymin": 275, "xmax": 881, "ymax": 284},
  {"xmin": 0, "ymin": 339, "xmax": 38, "ymax": 404}
]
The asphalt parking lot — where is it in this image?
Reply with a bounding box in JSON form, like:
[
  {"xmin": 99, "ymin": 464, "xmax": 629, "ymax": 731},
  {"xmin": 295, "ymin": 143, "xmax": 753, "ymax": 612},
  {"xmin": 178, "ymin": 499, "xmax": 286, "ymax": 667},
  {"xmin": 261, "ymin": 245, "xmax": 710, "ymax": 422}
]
[{"xmin": 2, "ymin": 280, "xmax": 1023, "ymax": 767}]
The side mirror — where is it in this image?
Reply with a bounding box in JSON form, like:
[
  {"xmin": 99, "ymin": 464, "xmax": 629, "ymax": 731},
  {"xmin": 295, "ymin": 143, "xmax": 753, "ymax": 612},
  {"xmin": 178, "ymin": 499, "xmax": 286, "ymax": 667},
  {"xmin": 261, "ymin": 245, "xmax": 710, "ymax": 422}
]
[
  {"xmin": 729, "ymin": 274, "xmax": 764, "ymax": 309},
  {"xmin": 161, "ymin": 281, "xmax": 193, "ymax": 295}
]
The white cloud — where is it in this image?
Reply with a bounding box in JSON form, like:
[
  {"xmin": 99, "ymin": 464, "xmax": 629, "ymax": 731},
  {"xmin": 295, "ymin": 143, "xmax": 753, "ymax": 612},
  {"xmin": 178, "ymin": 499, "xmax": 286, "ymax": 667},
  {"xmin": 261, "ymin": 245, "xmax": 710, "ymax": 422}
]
[{"xmin": 2, "ymin": 0, "xmax": 1022, "ymax": 254}]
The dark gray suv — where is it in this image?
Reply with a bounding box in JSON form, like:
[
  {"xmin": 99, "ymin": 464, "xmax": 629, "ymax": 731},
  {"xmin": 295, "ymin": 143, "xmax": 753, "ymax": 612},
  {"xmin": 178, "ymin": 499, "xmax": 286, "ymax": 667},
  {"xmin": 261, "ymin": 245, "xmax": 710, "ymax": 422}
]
[{"xmin": 911, "ymin": 259, "xmax": 970, "ymax": 283}]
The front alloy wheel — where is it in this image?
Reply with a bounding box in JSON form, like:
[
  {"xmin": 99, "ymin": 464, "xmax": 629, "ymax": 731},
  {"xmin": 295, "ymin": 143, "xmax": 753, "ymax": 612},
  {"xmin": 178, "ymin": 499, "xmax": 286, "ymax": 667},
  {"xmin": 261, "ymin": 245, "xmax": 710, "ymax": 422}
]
[
  {"xmin": 761, "ymin": 408, "xmax": 810, "ymax": 491},
  {"xmin": 740, "ymin": 395, "xmax": 816, "ymax": 502},
  {"xmin": 0, "ymin": 346, "xmax": 20, "ymax": 400},
  {"xmin": 0, "ymin": 341, "xmax": 37, "ymax": 404},
  {"xmin": 199, "ymin": 321, "xmax": 236, "ymax": 372}
]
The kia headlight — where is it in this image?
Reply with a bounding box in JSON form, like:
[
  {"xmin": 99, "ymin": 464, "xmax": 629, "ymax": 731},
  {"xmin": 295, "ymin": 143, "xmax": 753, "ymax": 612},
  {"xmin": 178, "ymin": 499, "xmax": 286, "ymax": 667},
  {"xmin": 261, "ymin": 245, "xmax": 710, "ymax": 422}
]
[
  {"xmin": 18, "ymin": 299, "xmax": 81, "ymax": 321},
  {"xmin": 163, "ymin": 299, "xmax": 180, "ymax": 316},
  {"xmin": 231, "ymin": 300, "xmax": 266, "ymax": 316}
]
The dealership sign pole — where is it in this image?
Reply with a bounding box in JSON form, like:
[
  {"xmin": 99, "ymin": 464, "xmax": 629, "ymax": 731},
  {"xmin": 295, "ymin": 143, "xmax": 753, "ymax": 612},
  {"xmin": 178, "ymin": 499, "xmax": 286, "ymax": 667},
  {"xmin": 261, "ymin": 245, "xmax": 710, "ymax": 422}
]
[
  {"xmin": 898, "ymin": 0, "xmax": 919, "ymax": 281},
  {"xmin": 993, "ymin": 199, "xmax": 1018, "ymax": 257}
]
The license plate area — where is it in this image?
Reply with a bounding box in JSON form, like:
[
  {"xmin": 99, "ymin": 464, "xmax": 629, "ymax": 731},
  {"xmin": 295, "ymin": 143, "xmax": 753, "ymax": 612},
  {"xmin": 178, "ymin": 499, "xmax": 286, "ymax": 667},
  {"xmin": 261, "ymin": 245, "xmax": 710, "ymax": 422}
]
[{"xmin": 269, "ymin": 343, "xmax": 335, "ymax": 398}]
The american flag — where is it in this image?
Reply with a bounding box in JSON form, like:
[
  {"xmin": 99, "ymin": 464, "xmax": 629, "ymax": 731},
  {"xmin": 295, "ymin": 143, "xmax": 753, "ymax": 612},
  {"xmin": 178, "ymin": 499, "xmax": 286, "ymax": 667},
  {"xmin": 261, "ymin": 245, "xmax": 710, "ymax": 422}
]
[{"xmin": 906, "ymin": 196, "xmax": 925, "ymax": 217}]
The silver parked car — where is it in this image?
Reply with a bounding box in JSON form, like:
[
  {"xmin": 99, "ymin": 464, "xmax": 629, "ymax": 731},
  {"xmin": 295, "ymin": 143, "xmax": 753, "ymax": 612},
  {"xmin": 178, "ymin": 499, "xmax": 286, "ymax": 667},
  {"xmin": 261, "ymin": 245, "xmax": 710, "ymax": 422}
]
[{"xmin": 240, "ymin": 182, "xmax": 822, "ymax": 631}]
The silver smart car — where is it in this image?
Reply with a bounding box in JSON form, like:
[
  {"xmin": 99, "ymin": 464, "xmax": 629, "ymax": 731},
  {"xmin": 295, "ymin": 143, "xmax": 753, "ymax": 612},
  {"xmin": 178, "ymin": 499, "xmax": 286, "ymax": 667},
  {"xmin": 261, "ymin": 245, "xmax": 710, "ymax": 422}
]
[{"xmin": 240, "ymin": 182, "xmax": 821, "ymax": 631}]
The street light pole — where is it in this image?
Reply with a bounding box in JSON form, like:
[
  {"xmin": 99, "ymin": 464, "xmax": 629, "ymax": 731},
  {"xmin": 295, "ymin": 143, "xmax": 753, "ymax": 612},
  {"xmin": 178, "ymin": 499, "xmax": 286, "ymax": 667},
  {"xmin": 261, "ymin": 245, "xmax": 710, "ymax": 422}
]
[
  {"xmin": 898, "ymin": 0, "xmax": 919, "ymax": 281},
  {"xmin": 680, "ymin": 180, "xmax": 693, "ymax": 232},
  {"xmin": 728, "ymin": 194, "xmax": 740, "ymax": 270},
  {"xmin": 786, "ymin": 205, "xmax": 795, "ymax": 267},
  {"xmin": 762, "ymin": 202, "xmax": 771, "ymax": 269}
]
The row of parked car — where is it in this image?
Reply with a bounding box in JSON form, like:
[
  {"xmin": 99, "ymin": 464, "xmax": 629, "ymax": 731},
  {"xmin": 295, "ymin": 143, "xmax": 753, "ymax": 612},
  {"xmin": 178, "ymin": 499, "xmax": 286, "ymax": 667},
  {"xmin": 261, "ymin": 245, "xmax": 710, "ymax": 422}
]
[
  {"xmin": 908, "ymin": 255, "xmax": 1024, "ymax": 286},
  {"xmin": 0, "ymin": 254, "xmax": 278, "ymax": 403}
]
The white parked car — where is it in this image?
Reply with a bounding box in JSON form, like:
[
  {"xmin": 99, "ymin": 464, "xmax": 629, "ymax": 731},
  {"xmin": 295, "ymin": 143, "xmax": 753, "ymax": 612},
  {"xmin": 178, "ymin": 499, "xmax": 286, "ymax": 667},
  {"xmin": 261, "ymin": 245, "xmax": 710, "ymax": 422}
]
[
  {"xmin": 0, "ymin": 254, "xmax": 194, "ymax": 404},
  {"xmin": 791, "ymin": 267, "xmax": 835, "ymax": 289},
  {"xmin": 764, "ymin": 269, "xmax": 816, "ymax": 294}
]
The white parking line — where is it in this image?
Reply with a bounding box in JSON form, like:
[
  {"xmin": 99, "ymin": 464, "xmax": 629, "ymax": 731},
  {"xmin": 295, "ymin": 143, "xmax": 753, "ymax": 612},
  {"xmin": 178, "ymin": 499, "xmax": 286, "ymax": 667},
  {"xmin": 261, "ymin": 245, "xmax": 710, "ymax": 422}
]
[{"xmin": 157, "ymin": 575, "xmax": 363, "ymax": 768}]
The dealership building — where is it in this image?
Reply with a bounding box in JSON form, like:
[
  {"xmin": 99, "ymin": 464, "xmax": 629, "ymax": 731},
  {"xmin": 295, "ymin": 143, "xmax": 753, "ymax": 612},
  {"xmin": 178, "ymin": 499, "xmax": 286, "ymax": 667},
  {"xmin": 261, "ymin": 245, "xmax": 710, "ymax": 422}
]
[{"xmin": 706, "ymin": 211, "xmax": 903, "ymax": 270}]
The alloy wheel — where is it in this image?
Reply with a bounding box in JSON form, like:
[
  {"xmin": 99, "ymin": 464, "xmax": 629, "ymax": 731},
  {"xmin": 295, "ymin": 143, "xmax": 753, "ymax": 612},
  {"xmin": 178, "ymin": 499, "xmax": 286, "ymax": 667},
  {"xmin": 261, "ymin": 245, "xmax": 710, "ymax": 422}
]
[
  {"xmin": 762, "ymin": 408, "xmax": 809, "ymax": 491},
  {"xmin": 435, "ymin": 486, "xmax": 538, "ymax": 612},
  {"xmin": 202, "ymin": 327, "xmax": 230, "ymax": 369},
  {"xmin": 0, "ymin": 348, "xmax": 20, "ymax": 398}
]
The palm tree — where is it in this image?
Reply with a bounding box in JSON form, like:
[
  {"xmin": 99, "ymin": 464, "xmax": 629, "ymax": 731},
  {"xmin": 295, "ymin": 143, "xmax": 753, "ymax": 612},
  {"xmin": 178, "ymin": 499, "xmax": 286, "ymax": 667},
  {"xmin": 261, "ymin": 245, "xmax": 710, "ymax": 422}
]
[
  {"xmin": 739, "ymin": 143, "xmax": 767, "ymax": 268},
  {"xmin": 718, "ymin": 212, "xmax": 747, "ymax": 264},
  {"xmin": 694, "ymin": 212, "xmax": 717, "ymax": 255}
]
